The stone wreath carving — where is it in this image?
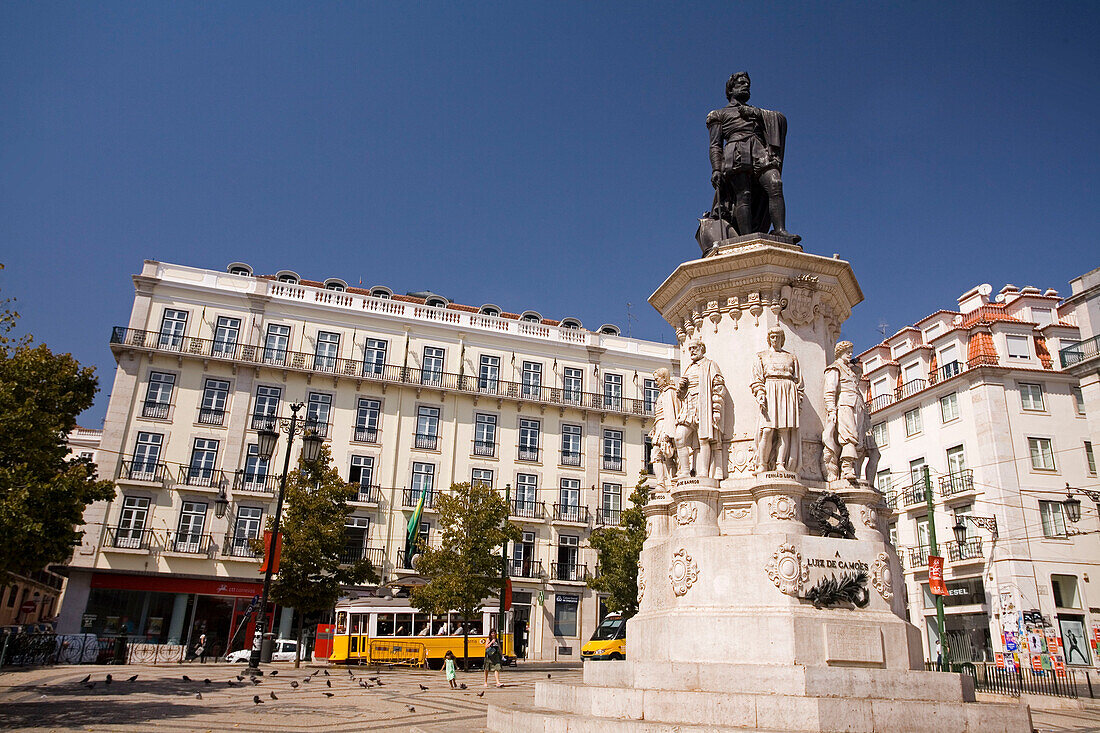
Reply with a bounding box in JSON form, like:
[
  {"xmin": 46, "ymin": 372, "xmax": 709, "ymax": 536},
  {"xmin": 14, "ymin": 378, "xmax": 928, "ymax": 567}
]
[
  {"xmin": 676, "ymin": 501, "xmax": 698, "ymax": 526},
  {"xmin": 770, "ymin": 495, "xmax": 797, "ymax": 521},
  {"xmin": 871, "ymin": 552, "xmax": 893, "ymax": 601},
  {"xmin": 669, "ymin": 548, "xmax": 699, "ymax": 597},
  {"xmin": 637, "ymin": 566, "xmax": 646, "ymax": 602},
  {"xmin": 727, "ymin": 506, "xmax": 750, "ymax": 520},
  {"xmin": 765, "ymin": 542, "xmax": 808, "ymax": 597}
]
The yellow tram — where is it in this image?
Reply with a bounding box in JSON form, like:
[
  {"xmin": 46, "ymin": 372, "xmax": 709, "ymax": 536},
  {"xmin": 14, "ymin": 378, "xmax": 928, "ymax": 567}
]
[{"xmin": 330, "ymin": 597, "xmax": 514, "ymax": 669}]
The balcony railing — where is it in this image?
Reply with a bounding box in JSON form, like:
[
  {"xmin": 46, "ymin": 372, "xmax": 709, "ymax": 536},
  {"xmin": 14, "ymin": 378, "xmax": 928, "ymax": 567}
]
[
  {"xmin": 553, "ymin": 504, "xmax": 589, "ymax": 523},
  {"xmin": 119, "ymin": 459, "xmax": 169, "ymax": 484},
  {"xmin": 884, "ymin": 490, "xmax": 898, "ymax": 510},
  {"xmin": 560, "ymin": 451, "xmax": 582, "ymax": 467},
  {"xmin": 908, "ymin": 545, "xmax": 931, "ymax": 568},
  {"xmin": 510, "ymin": 499, "xmax": 545, "ymax": 519},
  {"xmin": 508, "ymin": 558, "xmax": 543, "ymax": 578},
  {"xmin": 250, "ymin": 413, "xmax": 278, "ymax": 431},
  {"xmin": 167, "ymin": 532, "xmax": 214, "ymax": 554},
  {"xmin": 551, "ymin": 562, "xmax": 588, "ymax": 581},
  {"xmin": 105, "ymin": 527, "xmax": 158, "ymax": 551},
  {"xmin": 234, "ymin": 470, "xmax": 277, "ymax": 494},
  {"xmin": 938, "ymin": 469, "xmax": 974, "ymax": 497},
  {"xmin": 902, "ymin": 483, "xmax": 930, "ymax": 507},
  {"xmin": 223, "ymin": 534, "xmax": 262, "ymax": 558},
  {"xmin": 1061, "ymin": 334, "xmax": 1100, "ymax": 369},
  {"xmin": 110, "ymin": 326, "xmax": 654, "ymax": 417},
  {"xmin": 870, "ymin": 394, "xmax": 895, "ymax": 412},
  {"xmin": 947, "ymin": 537, "xmax": 984, "ymax": 562},
  {"xmin": 517, "ymin": 446, "xmax": 540, "ymax": 462},
  {"xmin": 340, "ymin": 545, "xmax": 385, "ymax": 566},
  {"xmin": 351, "ymin": 484, "xmax": 382, "ymax": 504},
  {"xmin": 473, "ymin": 440, "xmax": 496, "ymax": 457},
  {"xmin": 602, "ymin": 457, "xmax": 623, "ymax": 471},
  {"xmin": 353, "ymin": 427, "xmax": 379, "ymax": 444},
  {"xmin": 402, "ymin": 489, "xmax": 438, "ymax": 509},
  {"xmin": 141, "ymin": 401, "xmax": 171, "ymax": 419},
  {"xmin": 197, "ymin": 407, "xmax": 226, "ymax": 426},
  {"xmin": 305, "ymin": 421, "xmax": 331, "ymax": 439},
  {"xmin": 414, "ymin": 433, "xmax": 439, "ymax": 450},
  {"xmin": 177, "ymin": 466, "xmax": 227, "ymax": 489},
  {"xmin": 933, "ymin": 360, "xmax": 964, "ymax": 384},
  {"xmin": 597, "ymin": 509, "xmax": 622, "ymax": 526},
  {"xmin": 896, "ymin": 379, "xmax": 928, "ymax": 399}
]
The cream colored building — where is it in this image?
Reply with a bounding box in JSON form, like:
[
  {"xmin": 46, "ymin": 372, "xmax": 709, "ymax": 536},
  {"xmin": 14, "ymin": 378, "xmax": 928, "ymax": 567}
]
[
  {"xmin": 57, "ymin": 260, "xmax": 676, "ymax": 661},
  {"xmin": 860, "ymin": 283, "xmax": 1099, "ymax": 668}
]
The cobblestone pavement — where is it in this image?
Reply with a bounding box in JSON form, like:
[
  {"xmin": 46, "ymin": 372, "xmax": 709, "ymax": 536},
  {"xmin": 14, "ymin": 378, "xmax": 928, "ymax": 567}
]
[{"xmin": 2, "ymin": 662, "xmax": 1099, "ymax": 732}]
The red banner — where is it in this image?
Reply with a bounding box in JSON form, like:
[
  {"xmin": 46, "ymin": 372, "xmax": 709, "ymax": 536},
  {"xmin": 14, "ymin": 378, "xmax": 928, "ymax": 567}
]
[
  {"xmin": 928, "ymin": 556, "xmax": 947, "ymax": 595},
  {"xmin": 259, "ymin": 531, "xmax": 282, "ymax": 574},
  {"xmin": 503, "ymin": 577, "xmax": 513, "ymax": 612}
]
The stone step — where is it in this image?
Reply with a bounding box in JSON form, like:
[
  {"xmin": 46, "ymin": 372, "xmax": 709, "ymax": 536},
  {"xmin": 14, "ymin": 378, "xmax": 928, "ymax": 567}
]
[
  {"xmin": 528, "ymin": 682, "xmax": 1030, "ymax": 733},
  {"xmin": 487, "ymin": 703, "xmax": 795, "ymax": 733}
]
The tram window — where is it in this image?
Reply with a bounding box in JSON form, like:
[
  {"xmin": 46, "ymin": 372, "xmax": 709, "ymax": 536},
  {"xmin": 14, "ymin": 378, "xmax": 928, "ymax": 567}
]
[
  {"xmin": 336, "ymin": 612, "xmax": 347, "ymax": 635},
  {"xmin": 467, "ymin": 616, "xmax": 484, "ymax": 636},
  {"xmin": 413, "ymin": 614, "xmax": 430, "ymax": 636},
  {"xmin": 396, "ymin": 613, "xmax": 413, "ymax": 636},
  {"xmin": 377, "ymin": 613, "xmax": 395, "ymax": 636},
  {"xmin": 433, "ymin": 615, "xmax": 450, "ymax": 635},
  {"xmin": 351, "ymin": 613, "xmax": 365, "ymax": 635}
]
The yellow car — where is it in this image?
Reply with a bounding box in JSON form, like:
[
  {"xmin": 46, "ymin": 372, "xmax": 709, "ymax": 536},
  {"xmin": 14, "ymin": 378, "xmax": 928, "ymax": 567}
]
[{"xmin": 581, "ymin": 612, "xmax": 626, "ymax": 661}]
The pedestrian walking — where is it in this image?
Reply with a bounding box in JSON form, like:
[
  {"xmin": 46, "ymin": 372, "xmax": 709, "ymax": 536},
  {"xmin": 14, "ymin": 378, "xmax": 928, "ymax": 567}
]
[
  {"xmin": 444, "ymin": 650, "xmax": 457, "ymax": 689},
  {"xmin": 483, "ymin": 630, "xmax": 503, "ymax": 688},
  {"xmin": 194, "ymin": 633, "xmax": 208, "ymax": 664}
]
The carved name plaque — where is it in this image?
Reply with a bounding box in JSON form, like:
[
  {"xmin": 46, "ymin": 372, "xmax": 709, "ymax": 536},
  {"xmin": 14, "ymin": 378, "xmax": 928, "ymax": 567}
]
[{"xmin": 823, "ymin": 622, "xmax": 884, "ymax": 666}]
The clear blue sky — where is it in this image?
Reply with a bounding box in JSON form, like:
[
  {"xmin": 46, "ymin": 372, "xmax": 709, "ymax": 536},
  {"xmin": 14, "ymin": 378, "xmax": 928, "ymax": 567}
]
[{"xmin": 2, "ymin": 2, "xmax": 1097, "ymax": 426}]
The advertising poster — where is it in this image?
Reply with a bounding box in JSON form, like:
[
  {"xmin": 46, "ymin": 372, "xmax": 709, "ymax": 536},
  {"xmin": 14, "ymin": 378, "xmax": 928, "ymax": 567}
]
[
  {"xmin": 1028, "ymin": 632, "xmax": 1045, "ymax": 652},
  {"xmin": 1004, "ymin": 631, "xmax": 1018, "ymax": 653},
  {"xmin": 928, "ymin": 556, "xmax": 947, "ymax": 595},
  {"xmin": 1031, "ymin": 655, "xmax": 1043, "ymax": 673},
  {"xmin": 1053, "ymin": 655, "xmax": 1066, "ymax": 675},
  {"xmin": 994, "ymin": 652, "xmax": 1005, "ymax": 669},
  {"xmin": 1059, "ymin": 618, "xmax": 1092, "ymax": 666}
]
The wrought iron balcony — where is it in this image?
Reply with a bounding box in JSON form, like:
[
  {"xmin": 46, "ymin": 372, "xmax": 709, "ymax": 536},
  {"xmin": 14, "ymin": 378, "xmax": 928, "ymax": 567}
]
[
  {"xmin": 560, "ymin": 451, "xmax": 582, "ymax": 467},
  {"xmin": 197, "ymin": 407, "xmax": 226, "ymax": 426},
  {"xmin": 234, "ymin": 470, "xmax": 277, "ymax": 494},
  {"xmin": 908, "ymin": 545, "xmax": 931, "ymax": 568},
  {"xmin": 340, "ymin": 545, "xmax": 385, "ymax": 566},
  {"xmin": 947, "ymin": 537, "xmax": 984, "ymax": 562},
  {"xmin": 413, "ymin": 433, "xmax": 439, "ymax": 450},
  {"xmin": 1061, "ymin": 334, "xmax": 1100, "ymax": 369},
  {"xmin": 902, "ymin": 483, "xmax": 930, "ymax": 507},
  {"xmin": 250, "ymin": 413, "xmax": 279, "ymax": 431},
  {"xmin": 870, "ymin": 394, "xmax": 896, "ymax": 412},
  {"xmin": 510, "ymin": 499, "xmax": 545, "ymax": 519},
  {"xmin": 222, "ymin": 534, "xmax": 262, "ymax": 558},
  {"xmin": 167, "ymin": 532, "xmax": 214, "ymax": 554},
  {"xmin": 402, "ymin": 488, "xmax": 437, "ymax": 509},
  {"xmin": 553, "ymin": 504, "xmax": 589, "ymax": 523},
  {"xmin": 933, "ymin": 360, "xmax": 964, "ymax": 384},
  {"xmin": 938, "ymin": 469, "xmax": 974, "ymax": 498},
  {"xmin": 550, "ymin": 562, "xmax": 588, "ymax": 581},
  {"xmin": 351, "ymin": 483, "xmax": 382, "ymax": 504},
  {"xmin": 473, "ymin": 440, "xmax": 496, "ymax": 457},
  {"xmin": 177, "ymin": 466, "xmax": 227, "ymax": 489},
  {"xmin": 119, "ymin": 459, "xmax": 169, "ymax": 484},
  {"xmin": 597, "ymin": 508, "xmax": 622, "ymax": 526},
  {"xmin": 141, "ymin": 401, "xmax": 171, "ymax": 419},
  {"xmin": 105, "ymin": 527, "xmax": 158, "ymax": 551},
  {"xmin": 353, "ymin": 427, "xmax": 379, "ymax": 444},
  {"xmin": 517, "ymin": 446, "xmax": 540, "ymax": 462},
  {"xmin": 508, "ymin": 558, "xmax": 543, "ymax": 578},
  {"xmin": 602, "ymin": 456, "xmax": 623, "ymax": 471}
]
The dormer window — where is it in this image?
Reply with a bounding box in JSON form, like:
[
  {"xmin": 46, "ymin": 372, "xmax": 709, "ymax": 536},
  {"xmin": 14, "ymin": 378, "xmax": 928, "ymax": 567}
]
[
  {"xmin": 560, "ymin": 318, "xmax": 582, "ymax": 330},
  {"xmin": 599, "ymin": 324, "xmax": 620, "ymax": 336},
  {"xmin": 479, "ymin": 304, "xmax": 502, "ymax": 317},
  {"xmin": 324, "ymin": 278, "xmax": 347, "ymax": 292},
  {"xmin": 227, "ymin": 262, "xmax": 253, "ymax": 277},
  {"xmin": 426, "ymin": 298, "xmax": 447, "ymax": 309},
  {"xmin": 275, "ymin": 270, "xmax": 300, "ymax": 284},
  {"xmin": 520, "ymin": 311, "xmax": 542, "ymax": 323},
  {"xmin": 370, "ymin": 287, "xmax": 392, "ymax": 300}
]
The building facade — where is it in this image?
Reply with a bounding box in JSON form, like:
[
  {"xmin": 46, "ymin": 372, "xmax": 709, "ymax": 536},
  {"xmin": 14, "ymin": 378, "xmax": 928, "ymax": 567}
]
[
  {"xmin": 1061, "ymin": 266, "xmax": 1100, "ymax": 448},
  {"xmin": 860, "ymin": 283, "xmax": 1099, "ymax": 669},
  {"xmin": 58, "ymin": 260, "xmax": 676, "ymax": 661}
]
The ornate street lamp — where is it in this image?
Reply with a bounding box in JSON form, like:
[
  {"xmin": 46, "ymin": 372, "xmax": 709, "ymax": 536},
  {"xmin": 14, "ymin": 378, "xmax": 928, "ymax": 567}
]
[
  {"xmin": 952, "ymin": 516, "xmax": 967, "ymax": 546},
  {"xmin": 214, "ymin": 487, "xmax": 229, "ymax": 519},
  {"xmin": 1063, "ymin": 488, "xmax": 1083, "ymax": 524}
]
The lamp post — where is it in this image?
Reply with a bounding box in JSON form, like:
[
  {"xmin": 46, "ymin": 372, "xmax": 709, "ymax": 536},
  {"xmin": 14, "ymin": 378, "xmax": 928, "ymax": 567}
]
[
  {"xmin": 246, "ymin": 402, "xmax": 323, "ymax": 676},
  {"xmin": 1062, "ymin": 483, "xmax": 1100, "ymax": 535}
]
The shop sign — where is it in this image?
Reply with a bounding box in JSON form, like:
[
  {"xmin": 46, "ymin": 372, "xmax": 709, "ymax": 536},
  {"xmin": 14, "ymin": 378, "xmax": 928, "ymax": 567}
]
[
  {"xmin": 928, "ymin": 557, "xmax": 947, "ymax": 596},
  {"xmin": 91, "ymin": 572, "xmax": 262, "ymax": 597},
  {"xmin": 555, "ymin": 594, "xmax": 579, "ymax": 606}
]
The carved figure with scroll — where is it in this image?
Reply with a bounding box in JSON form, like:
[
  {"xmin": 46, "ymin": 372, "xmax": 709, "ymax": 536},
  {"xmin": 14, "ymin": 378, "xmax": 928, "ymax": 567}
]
[
  {"xmin": 675, "ymin": 338, "xmax": 726, "ymax": 480},
  {"xmin": 751, "ymin": 326, "xmax": 804, "ymax": 473},
  {"xmin": 823, "ymin": 341, "xmax": 881, "ymax": 482},
  {"xmin": 648, "ymin": 368, "xmax": 679, "ymax": 491}
]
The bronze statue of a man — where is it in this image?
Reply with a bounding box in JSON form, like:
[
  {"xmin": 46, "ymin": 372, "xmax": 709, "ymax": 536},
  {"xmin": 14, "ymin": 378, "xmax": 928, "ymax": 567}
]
[{"xmin": 707, "ymin": 72, "xmax": 798, "ymax": 243}]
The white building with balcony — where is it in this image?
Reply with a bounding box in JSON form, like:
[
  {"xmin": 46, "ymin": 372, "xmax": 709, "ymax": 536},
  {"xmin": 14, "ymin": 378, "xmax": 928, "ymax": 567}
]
[
  {"xmin": 57, "ymin": 260, "xmax": 676, "ymax": 661},
  {"xmin": 1061, "ymin": 266, "xmax": 1100, "ymax": 448},
  {"xmin": 859, "ymin": 282, "xmax": 1099, "ymax": 669}
]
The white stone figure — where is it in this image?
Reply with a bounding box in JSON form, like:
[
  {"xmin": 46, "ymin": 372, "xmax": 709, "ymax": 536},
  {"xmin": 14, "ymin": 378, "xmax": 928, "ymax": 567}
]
[
  {"xmin": 751, "ymin": 326, "xmax": 804, "ymax": 473},
  {"xmin": 647, "ymin": 368, "xmax": 679, "ymax": 489},
  {"xmin": 822, "ymin": 340, "xmax": 881, "ymax": 482},
  {"xmin": 674, "ymin": 338, "xmax": 726, "ymax": 480}
]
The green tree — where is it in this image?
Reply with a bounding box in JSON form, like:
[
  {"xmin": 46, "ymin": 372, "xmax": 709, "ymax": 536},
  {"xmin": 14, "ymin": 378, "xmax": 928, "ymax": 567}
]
[
  {"xmin": 0, "ymin": 267, "xmax": 115, "ymax": 576},
  {"xmin": 410, "ymin": 481, "xmax": 520, "ymax": 670},
  {"xmin": 587, "ymin": 472, "xmax": 650, "ymax": 617},
  {"xmin": 267, "ymin": 443, "xmax": 377, "ymax": 667}
]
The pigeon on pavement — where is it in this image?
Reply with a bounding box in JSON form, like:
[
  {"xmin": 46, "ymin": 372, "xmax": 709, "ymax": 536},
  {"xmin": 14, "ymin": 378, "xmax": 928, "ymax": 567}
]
[
  {"xmin": 127, "ymin": 675, "xmax": 138, "ymax": 682},
  {"xmin": 324, "ymin": 692, "xmax": 335, "ymax": 698},
  {"xmin": 105, "ymin": 674, "xmax": 112, "ymax": 684},
  {"xmin": 253, "ymin": 695, "xmax": 263, "ymax": 704},
  {"xmin": 183, "ymin": 675, "xmax": 192, "ymax": 682},
  {"xmin": 419, "ymin": 684, "xmax": 428, "ymax": 690},
  {"xmin": 406, "ymin": 705, "xmax": 416, "ymax": 712},
  {"xmin": 269, "ymin": 691, "xmax": 278, "ymax": 700},
  {"xmin": 477, "ymin": 691, "xmax": 484, "ymax": 697},
  {"xmin": 270, "ymin": 670, "xmax": 278, "ymax": 676},
  {"xmin": 326, "ymin": 679, "xmax": 332, "ymax": 688},
  {"xmin": 290, "ymin": 681, "xmax": 299, "ymax": 689},
  {"xmin": 195, "ymin": 692, "xmax": 202, "ymax": 700}
]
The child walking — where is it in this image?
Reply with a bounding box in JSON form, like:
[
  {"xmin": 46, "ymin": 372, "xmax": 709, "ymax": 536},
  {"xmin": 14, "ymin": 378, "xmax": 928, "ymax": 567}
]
[{"xmin": 444, "ymin": 650, "xmax": 457, "ymax": 689}]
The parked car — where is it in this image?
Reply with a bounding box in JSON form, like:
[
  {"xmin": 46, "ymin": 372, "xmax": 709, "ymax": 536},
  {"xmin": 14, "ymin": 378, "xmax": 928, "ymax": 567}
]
[{"xmin": 225, "ymin": 639, "xmax": 299, "ymax": 663}]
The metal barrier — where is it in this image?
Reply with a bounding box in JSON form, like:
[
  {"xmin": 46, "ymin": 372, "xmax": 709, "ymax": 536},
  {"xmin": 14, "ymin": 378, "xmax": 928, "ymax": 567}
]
[
  {"xmin": 368, "ymin": 639, "xmax": 426, "ymax": 668},
  {"xmin": 931, "ymin": 661, "xmax": 1081, "ymax": 699},
  {"xmin": 0, "ymin": 633, "xmax": 219, "ymax": 667}
]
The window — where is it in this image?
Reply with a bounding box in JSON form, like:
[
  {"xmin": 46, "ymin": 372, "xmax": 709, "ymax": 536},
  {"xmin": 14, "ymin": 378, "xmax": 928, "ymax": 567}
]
[
  {"xmin": 370, "ymin": 288, "xmax": 391, "ymax": 299},
  {"xmin": 871, "ymin": 376, "xmax": 890, "ymax": 398},
  {"xmin": 521, "ymin": 361, "xmax": 542, "ymax": 399},
  {"xmin": 521, "ymin": 312, "xmax": 541, "ymax": 323},
  {"xmin": 557, "ymin": 537, "xmax": 580, "ymax": 581},
  {"xmin": 560, "ymin": 319, "xmax": 581, "ymax": 330},
  {"xmin": 888, "ymin": 522, "xmax": 898, "ymax": 547},
  {"xmin": 915, "ymin": 516, "xmax": 930, "ymax": 549},
  {"xmin": 363, "ymin": 338, "xmax": 387, "ymax": 377},
  {"xmin": 231, "ymin": 507, "xmax": 264, "ymax": 555},
  {"xmin": 516, "ymin": 474, "xmax": 538, "ymax": 505},
  {"xmin": 1020, "ymin": 383, "xmax": 1045, "ymax": 411},
  {"xmin": 175, "ymin": 502, "xmax": 207, "ymax": 550},
  {"xmin": 902, "ymin": 361, "xmax": 923, "ymax": 386},
  {"xmin": 349, "ymin": 455, "xmax": 374, "ymax": 488},
  {"xmin": 411, "ymin": 462, "xmax": 435, "ymax": 495},
  {"xmin": 876, "ymin": 469, "xmax": 892, "ymax": 492},
  {"xmin": 1051, "ymin": 574, "xmax": 1081, "ymax": 608},
  {"xmin": 1040, "ymin": 500, "xmax": 1068, "ymax": 538},
  {"xmin": 518, "ymin": 418, "xmax": 540, "ymax": 461},
  {"xmin": 1086, "ymin": 442, "xmax": 1097, "ymax": 475},
  {"xmin": 158, "ymin": 309, "xmax": 188, "ymax": 350},
  {"xmin": 923, "ymin": 323, "xmax": 944, "ymax": 340},
  {"xmin": 415, "ymin": 406, "xmax": 440, "ymax": 449},
  {"xmin": 306, "ymin": 392, "xmax": 332, "ymax": 434},
  {"xmin": 421, "ymin": 346, "xmax": 445, "ymax": 385},
  {"xmin": 1073, "ymin": 387, "xmax": 1086, "ymax": 415},
  {"xmin": 946, "ymin": 444, "xmax": 966, "ymax": 478},
  {"xmin": 242, "ymin": 444, "xmax": 269, "ymax": 489},
  {"xmin": 212, "ymin": 316, "xmax": 241, "ymax": 357},
  {"xmin": 142, "ymin": 372, "xmax": 175, "ymax": 418},
  {"xmin": 251, "ymin": 385, "xmax": 281, "ymax": 430},
  {"xmin": 277, "ymin": 274, "xmax": 298, "ymax": 284},
  {"xmin": 426, "ymin": 298, "xmax": 447, "ymax": 308},
  {"xmin": 354, "ymin": 398, "xmax": 381, "ymax": 442},
  {"xmin": 872, "ymin": 422, "xmax": 888, "ymax": 447},
  {"xmin": 116, "ymin": 496, "xmax": 150, "ymax": 546},
  {"xmin": 471, "ymin": 468, "xmax": 493, "ymax": 488},
  {"xmin": 314, "ymin": 331, "xmax": 340, "ymax": 372},
  {"xmin": 1029, "ymin": 437, "xmax": 1056, "ymax": 470},
  {"xmin": 938, "ymin": 344, "xmax": 961, "ymax": 378},
  {"xmin": 344, "ymin": 517, "xmax": 370, "ymax": 562},
  {"xmin": 474, "ymin": 413, "xmax": 497, "ymax": 456},
  {"xmin": 199, "ymin": 378, "xmax": 229, "ymax": 425},
  {"xmin": 891, "ymin": 341, "xmax": 909, "ymax": 359},
  {"xmin": 563, "ymin": 367, "xmax": 583, "ymax": 404},
  {"xmin": 261, "ymin": 323, "xmax": 289, "ymax": 365},
  {"xmin": 561, "ymin": 424, "xmax": 582, "ymax": 466},
  {"xmin": 904, "ymin": 408, "xmax": 922, "ymax": 437},
  {"xmin": 940, "ymin": 392, "xmax": 959, "ymax": 422},
  {"xmin": 478, "ymin": 355, "xmax": 500, "ymax": 393},
  {"xmin": 602, "ymin": 483, "xmax": 621, "ymax": 524},
  {"xmin": 325, "ymin": 282, "xmax": 345, "ymax": 292},
  {"xmin": 603, "ymin": 373, "xmax": 623, "ymax": 410},
  {"xmin": 909, "ymin": 458, "xmax": 927, "ymax": 487},
  {"xmin": 512, "ymin": 531, "xmax": 536, "ymax": 575},
  {"xmin": 228, "ymin": 265, "xmax": 251, "ymax": 276},
  {"xmin": 559, "ymin": 478, "xmax": 581, "ymax": 522},
  {"xmin": 644, "ymin": 378, "xmax": 658, "ymax": 413},
  {"xmin": 603, "ymin": 429, "xmax": 623, "ymax": 470},
  {"xmin": 480, "ymin": 305, "xmax": 501, "ymax": 317},
  {"xmin": 1006, "ymin": 334, "xmax": 1030, "ymax": 360},
  {"xmin": 186, "ymin": 438, "xmax": 219, "ymax": 485},
  {"xmin": 553, "ymin": 593, "xmax": 579, "ymax": 636},
  {"xmin": 1031, "ymin": 308, "xmax": 1053, "ymax": 326},
  {"xmin": 132, "ymin": 432, "xmax": 163, "ymax": 477}
]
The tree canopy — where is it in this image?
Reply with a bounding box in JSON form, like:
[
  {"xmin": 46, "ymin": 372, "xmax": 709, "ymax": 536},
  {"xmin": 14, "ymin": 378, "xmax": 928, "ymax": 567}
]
[
  {"xmin": 0, "ymin": 267, "xmax": 115, "ymax": 576},
  {"xmin": 587, "ymin": 473, "xmax": 649, "ymax": 618},
  {"xmin": 410, "ymin": 481, "xmax": 520, "ymax": 668}
]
